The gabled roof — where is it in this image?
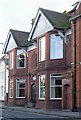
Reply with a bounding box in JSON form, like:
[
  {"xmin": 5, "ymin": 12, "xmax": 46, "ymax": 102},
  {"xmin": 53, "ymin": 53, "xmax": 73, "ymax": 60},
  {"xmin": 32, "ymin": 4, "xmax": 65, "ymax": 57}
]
[
  {"xmin": 2, "ymin": 29, "xmax": 30, "ymax": 54},
  {"xmin": 40, "ymin": 8, "xmax": 70, "ymax": 29},
  {"xmin": 28, "ymin": 8, "xmax": 70, "ymax": 41},
  {"xmin": 10, "ymin": 29, "xmax": 29, "ymax": 47}
]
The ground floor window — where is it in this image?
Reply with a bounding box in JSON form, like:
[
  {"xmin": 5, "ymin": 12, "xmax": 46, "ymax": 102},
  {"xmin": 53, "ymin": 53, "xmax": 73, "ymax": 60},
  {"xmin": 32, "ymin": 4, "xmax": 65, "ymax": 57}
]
[
  {"xmin": 50, "ymin": 74, "xmax": 62, "ymax": 100},
  {"xmin": 16, "ymin": 79, "xmax": 26, "ymax": 98},
  {"xmin": 9, "ymin": 79, "xmax": 13, "ymax": 98},
  {"xmin": 39, "ymin": 74, "xmax": 45, "ymax": 100}
]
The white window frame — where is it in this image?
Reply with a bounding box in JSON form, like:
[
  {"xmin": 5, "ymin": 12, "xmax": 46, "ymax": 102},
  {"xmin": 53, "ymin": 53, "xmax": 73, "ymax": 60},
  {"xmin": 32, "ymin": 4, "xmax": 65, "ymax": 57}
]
[
  {"xmin": 39, "ymin": 74, "xmax": 45, "ymax": 100},
  {"xmin": 10, "ymin": 51, "xmax": 13, "ymax": 70},
  {"xmin": 50, "ymin": 34, "xmax": 63, "ymax": 59},
  {"xmin": 50, "ymin": 74, "xmax": 62, "ymax": 100},
  {"xmin": 9, "ymin": 79, "xmax": 13, "ymax": 98},
  {"xmin": 39, "ymin": 36, "xmax": 45, "ymax": 62},
  {"xmin": 16, "ymin": 49, "xmax": 26, "ymax": 68},
  {"xmin": 16, "ymin": 79, "xmax": 26, "ymax": 98}
]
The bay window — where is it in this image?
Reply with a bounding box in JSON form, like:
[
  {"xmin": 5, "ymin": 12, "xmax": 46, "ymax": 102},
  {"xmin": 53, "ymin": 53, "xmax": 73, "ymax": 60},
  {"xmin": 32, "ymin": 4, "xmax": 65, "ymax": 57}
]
[
  {"xmin": 16, "ymin": 49, "xmax": 26, "ymax": 68},
  {"xmin": 50, "ymin": 74, "xmax": 62, "ymax": 99},
  {"xmin": 16, "ymin": 79, "xmax": 26, "ymax": 98},
  {"xmin": 39, "ymin": 75, "xmax": 45, "ymax": 99},
  {"xmin": 39, "ymin": 36, "xmax": 45, "ymax": 62},
  {"xmin": 50, "ymin": 34, "xmax": 63, "ymax": 59}
]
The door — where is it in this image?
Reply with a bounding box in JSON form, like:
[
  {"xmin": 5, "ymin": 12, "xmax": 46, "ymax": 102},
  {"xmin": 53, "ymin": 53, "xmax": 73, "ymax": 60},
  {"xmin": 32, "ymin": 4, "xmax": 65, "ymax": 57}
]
[
  {"xmin": 31, "ymin": 84, "xmax": 36, "ymax": 104},
  {"xmin": 66, "ymin": 85, "xmax": 70, "ymax": 109}
]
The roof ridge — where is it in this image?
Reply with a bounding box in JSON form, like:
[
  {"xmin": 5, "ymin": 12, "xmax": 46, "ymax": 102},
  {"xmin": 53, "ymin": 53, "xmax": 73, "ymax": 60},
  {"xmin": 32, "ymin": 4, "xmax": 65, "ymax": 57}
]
[
  {"xmin": 39, "ymin": 7, "xmax": 67, "ymax": 15},
  {"xmin": 10, "ymin": 29, "xmax": 30, "ymax": 34}
]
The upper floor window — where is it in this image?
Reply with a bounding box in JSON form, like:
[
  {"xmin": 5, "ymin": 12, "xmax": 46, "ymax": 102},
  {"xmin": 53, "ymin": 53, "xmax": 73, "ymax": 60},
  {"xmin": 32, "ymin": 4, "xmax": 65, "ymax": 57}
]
[
  {"xmin": 16, "ymin": 49, "xmax": 26, "ymax": 68},
  {"xmin": 39, "ymin": 36, "xmax": 45, "ymax": 62},
  {"xmin": 50, "ymin": 34, "xmax": 63, "ymax": 59},
  {"xmin": 10, "ymin": 51, "xmax": 13, "ymax": 70}
]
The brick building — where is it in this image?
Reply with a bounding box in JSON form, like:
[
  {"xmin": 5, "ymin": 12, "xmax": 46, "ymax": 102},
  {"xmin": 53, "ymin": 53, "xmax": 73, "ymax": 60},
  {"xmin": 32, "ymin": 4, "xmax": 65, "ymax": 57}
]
[
  {"xmin": 2, "ymin": 2, "xmax": 81, "ymax": 111},
  {"xmin": 2, "ymin": 29, "xmax": 30, "ymax": 105},
  {"xmin": 71, "ymin": 2, "xmax": 81, "ymax": 111},
  {"xmin": 27, "ymin": 8, "xmax": 72, "ymax": 109}
]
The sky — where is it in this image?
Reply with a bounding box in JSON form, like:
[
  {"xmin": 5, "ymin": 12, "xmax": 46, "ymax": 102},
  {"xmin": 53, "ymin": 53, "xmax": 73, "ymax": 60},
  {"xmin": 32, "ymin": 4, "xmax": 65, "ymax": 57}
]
[{"xmin": 0, "ymin": 0, "xmax": 78, "ymax": 57}]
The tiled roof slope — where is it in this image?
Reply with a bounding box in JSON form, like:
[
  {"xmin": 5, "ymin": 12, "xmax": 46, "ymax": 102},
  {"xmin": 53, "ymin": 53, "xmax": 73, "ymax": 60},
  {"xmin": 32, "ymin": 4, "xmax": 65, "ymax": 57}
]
[
  {"xmin": 40, "ymin": 8, "xmax": 71, "ymax": 30},
  {"xmin": 10, "ymin": 29, "xmax": 30, "ymax": 47}
]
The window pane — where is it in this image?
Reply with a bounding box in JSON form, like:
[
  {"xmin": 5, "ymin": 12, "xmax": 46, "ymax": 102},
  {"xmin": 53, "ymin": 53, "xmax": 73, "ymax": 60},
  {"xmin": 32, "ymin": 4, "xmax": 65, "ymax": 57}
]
[
  {"xmin": 16, "ymin": 80, "xmax": 26, "ymax": 98},
  {"xmin": 17, "ymin": 50, "xmax": 26, "ymax": 68},
  {"xmin": 50, "ymin": 34, "xmax": 63, "ymax": 59},
  {"xmin": 19, "ymin": 83, "xmax": 25, "ymax": 88},
  {"xmin": 9, "ymin": 80, "xmax": 13, "ymax": 98},
  {"xmin": 50, "ymin": 74, "xmax": 62, "ymax": 99},
  {"xmin": 51, "ymin": 78, "xmax": 55, "ymax": 86},
  {"xmin": 10, "ymin": 51, "xmax": 13, "ymax": 69},
  {"xmin": 55, "ymin": 87, "xmax": 62, "ymax": 98},
  {"xmin": 55, "ymin": 79, "xmax": 62, "ymax": 85},
  {"xmin": 51, "ymin": 87, "xmax": 55, "ymax": 98},
  {"xmin": 39, "ymin": 75, "xmax": 45, "ymax": 99},
  {"xmin": 39, "ymin": 37, "xmax": 45, "ymax": 61},
  {"xmin": 40, "ymin": 87, "xmax": 45, "ymax": 98},
  {"xmin": 19, "ymin": 89, "xmax": 25, "ymax": 97}
]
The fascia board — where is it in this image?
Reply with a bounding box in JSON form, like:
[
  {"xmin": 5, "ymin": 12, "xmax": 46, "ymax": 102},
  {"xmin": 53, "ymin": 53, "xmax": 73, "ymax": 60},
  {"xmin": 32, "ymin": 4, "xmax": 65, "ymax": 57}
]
[{"xmin": 28, "ymin": 9, "xmax": 53, "ymax": 41}]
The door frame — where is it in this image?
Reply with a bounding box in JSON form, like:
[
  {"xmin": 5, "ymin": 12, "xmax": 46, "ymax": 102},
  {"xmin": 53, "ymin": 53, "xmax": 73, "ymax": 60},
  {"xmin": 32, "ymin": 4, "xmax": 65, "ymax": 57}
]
[{"xmin": 31, "ymin": 83, "xmax": 36, "ymax": 104}]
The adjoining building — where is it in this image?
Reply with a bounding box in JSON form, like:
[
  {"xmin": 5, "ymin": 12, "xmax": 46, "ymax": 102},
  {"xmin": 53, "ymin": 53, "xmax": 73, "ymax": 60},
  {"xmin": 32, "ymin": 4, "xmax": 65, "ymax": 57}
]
[
  {"xmin": 27, "ymin": 7, "xmax": 71, "ymax": 109},
  {"xmin": 0, "ymin": 56, "xmax": 8, "ymax": 103},
  {"xmin": 2, "ymin": 29, "xmax": 30, "ymax": 105}
]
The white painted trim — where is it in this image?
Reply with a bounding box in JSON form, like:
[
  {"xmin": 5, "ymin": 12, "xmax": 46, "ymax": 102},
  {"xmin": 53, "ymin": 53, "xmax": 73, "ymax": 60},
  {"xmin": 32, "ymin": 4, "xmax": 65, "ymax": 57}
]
[
  {"xmin": 39, "ymin": 74, "xmax": 45, "ymax": 100},
  {"xmin": 50, "ymin": 73, "xmax": 62, "ymax": 100},
  {"xmin": 50, "ymin": 98, "xmax": 62, "ymax": 100},
  {"xmin": 16, "ymin": 49, "xmax": 26, "ymax": 69},
  {"xmin": 9, "ymin": 97, "xmax": 13, "ymax": 98},
  {"xmin": 2, "ymin": 30, "xmax": 11, "ymax": 54},
  {"xmin": 39, "ymin": 36, "xmax": 46, "ymax": 62},
  {"xmin": 16, "ymin": 79, "xmax": 26, "ymax": 98},
  {"xmin": 27, "ymin": 43, "xmax": 37, "ymax": 52},
  {"xmin": 6, "ymin": 33, "xmax": 17, "ymax": 53},
  {"xmin": 16, "ymin": 97, "xmax": 26, "ymax": 99},
  {"xmin": 39, "ymin": 98, "xmax": 45, "ymax": 100},
  {"xmin": 28, "ymin": 9, "xmax": 53, "ymax": 41}
]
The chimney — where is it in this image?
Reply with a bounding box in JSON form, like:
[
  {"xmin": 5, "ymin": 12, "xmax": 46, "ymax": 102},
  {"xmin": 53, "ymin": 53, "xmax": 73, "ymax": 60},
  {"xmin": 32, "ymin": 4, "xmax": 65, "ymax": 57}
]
[{"xmin": 31, "ymin": 18, "xmax": 35, "ymax": 26}]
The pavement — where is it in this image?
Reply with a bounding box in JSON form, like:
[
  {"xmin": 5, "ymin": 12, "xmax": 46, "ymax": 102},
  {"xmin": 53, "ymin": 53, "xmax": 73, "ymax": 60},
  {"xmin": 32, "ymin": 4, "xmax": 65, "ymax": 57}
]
[{"xmin": 0, "ymin": 102, "xmax": 81, "ymax": 119}]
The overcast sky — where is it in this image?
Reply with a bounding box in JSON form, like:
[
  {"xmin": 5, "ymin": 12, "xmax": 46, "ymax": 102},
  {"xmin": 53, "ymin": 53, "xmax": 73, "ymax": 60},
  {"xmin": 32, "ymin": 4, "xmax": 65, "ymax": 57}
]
[{"xmin": 0, "ymin": 0, "xmax": 78, "ymax": 56}]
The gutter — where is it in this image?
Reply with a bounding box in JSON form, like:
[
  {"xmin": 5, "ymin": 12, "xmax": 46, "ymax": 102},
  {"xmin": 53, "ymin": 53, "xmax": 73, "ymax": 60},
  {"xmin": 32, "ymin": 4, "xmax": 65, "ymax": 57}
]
[{"xmin": 70, "ymin": 13, "xmax": 81, "ymax": 21}]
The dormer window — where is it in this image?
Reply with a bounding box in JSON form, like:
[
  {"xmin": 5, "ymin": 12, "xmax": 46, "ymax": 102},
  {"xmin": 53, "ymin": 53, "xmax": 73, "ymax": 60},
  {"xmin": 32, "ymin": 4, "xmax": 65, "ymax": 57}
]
[
  {"xmin": 16, "ymin": 49, "xmax": 26, "ymax": 68},
  {"xmin": 50, "ymin": 34, "xmax": 63, "ymax": 59}
]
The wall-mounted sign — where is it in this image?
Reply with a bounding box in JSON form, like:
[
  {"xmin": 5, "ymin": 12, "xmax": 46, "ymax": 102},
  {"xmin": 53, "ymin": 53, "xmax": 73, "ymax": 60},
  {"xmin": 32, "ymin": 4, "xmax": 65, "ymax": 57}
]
[{"xmin": 32, "ymin": 76, "xmax": 36, "ymax": 81}]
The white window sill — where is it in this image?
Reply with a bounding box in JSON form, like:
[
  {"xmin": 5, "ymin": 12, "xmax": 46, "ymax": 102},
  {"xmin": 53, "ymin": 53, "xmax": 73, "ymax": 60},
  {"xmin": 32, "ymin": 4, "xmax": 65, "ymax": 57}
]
[
  {"xmin": 39, "ymin": 98, "xmax": 45, "ymax": 100},
  {"xmin": 16, "ymin": 97, "xmax": 26, "ymax": 99},
  {"xmin": 16, "ymin": 67, "xmax": 26, "ymax": 69},
  {"xmin": 50, "ymin": 58, "xmax": 63, "ymax": 60},
  {"xmin": 9, "ymin": 97, "xmax": 13, "ymax": 98},
  {"xmin": 50, "ymin": 98, "xmax": 62, "ymax": 100}
]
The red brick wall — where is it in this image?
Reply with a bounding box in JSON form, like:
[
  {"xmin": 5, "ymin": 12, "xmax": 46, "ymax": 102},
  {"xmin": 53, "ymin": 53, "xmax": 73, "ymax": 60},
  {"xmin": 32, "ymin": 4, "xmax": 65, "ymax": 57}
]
[
  {"xmin": 8, "ymin": 48, "xmax": 28, "ymax": 106},
  {"xmin": 71, "ymin": 3, "xmax": 81, "ymax": 110},
  {"xmin": 27, "ymin": 48, "xmax": 37, "ymax": 103},
  {"xmin": 36, "ymin": 32, "xmax": 71, "ymax": 109}
]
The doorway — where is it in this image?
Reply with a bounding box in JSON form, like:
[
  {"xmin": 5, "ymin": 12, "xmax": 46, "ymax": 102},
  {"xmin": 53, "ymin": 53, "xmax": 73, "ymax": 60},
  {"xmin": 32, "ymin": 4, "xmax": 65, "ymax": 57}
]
[
  {"xmin": 65, "ymin": 85, "xmax": 70, "ymax": 109},
  {"xmin": 31, "ymin": 83, "xmax": 36, "ymax": 105}
]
